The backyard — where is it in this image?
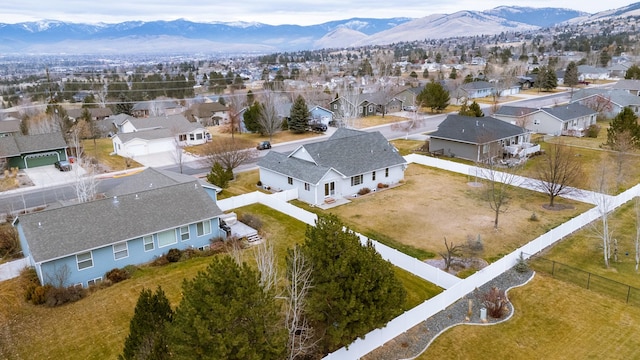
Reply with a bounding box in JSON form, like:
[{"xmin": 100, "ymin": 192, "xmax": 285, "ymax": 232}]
[{"xmin": 0, "ymin": 203, "xmax": 437, "ymax": 359}]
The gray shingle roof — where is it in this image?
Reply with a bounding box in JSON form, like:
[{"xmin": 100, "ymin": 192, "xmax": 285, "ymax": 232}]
[
  {"xmin": 18, "ymin": 180, "xmax": 223, "ymax": 263},
  {"xmin": 0, "ymin": 119, "xmax": 20, "ymax": 134},
  {"xmin": 14, "ymin": 133, "xmax": 67, "ymax": 153},
  {"xmin": 494, "ymin": 106, "xmax": 539, "ymax": 117},
  {"xmin": 258, "ymin": 128, "xmax": 406, "ymax": 184},
  {"xmin": 611, "ymin": 79, "xmax": 640, "ymax": 91},
  {"xmin": 128, "ymin": 114, "xmax": 203, "ymax": 133},
  {"xmin": 543, "ymin": 103, "xmax": 596, "ymax": 121},
  {"xmin": 429, "ymin": 115, "xmax": 527, "ymax": 144},
  {"xmin": 108, "ymin": 167, "xmax": 205, "ymax": 197},
  {"xmin": 115, "ymin": 128, "xmax": 174, "ymax": 142},
  {"xmin": 0, "ymin": 136, "xmax": 20, "ymax": 157},
  {"xmin": 571, "ymin": 88, "xmax": 640, "ymax": 107}
]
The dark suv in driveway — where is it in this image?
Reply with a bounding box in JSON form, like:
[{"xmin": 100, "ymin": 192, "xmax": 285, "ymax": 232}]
[
  {"xmin": 54, "ymin": 160, "xmax": 72, "ymax": 171},
  {"xmin": 257, "ymin": 141, "xmax": 271, "ymax": 150}
]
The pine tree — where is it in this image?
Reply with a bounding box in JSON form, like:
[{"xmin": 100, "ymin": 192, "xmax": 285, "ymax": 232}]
[
  {"xmin": 625, "ymin": 64, "xmax": 640, "ymax": 80},
  {"xmin": 115, "ymin": 93, "xmax": 134, "ymax": 115},
  {"xmin": 607, "ymin": 107, "xmax": 640, "ymax": 148},
  {"xmin": 206, "ymin": 162, "xmax": 234, "ymax": 188},
  {"xmin": 302, "ymin": 215, "xmax": 406, "ymax": 353},
  {"xmin": 289, "ymin": 95, "xmax": 309, "ymax": 134},
  {"xmin": 119, "ymin": 287, "xmax": 173, "ymax": 360},
  {"xmin": 169, "ymin": 256, "xmax": 287, "ymax": 360},
  {"xmin": 243, "ymin": 102, "xmax": 263, "ymax": 134},
  {"xmin": 417, "ymin": 81, "xmax": 450, "ymax": 113},
  {"xmin": 564, "ymin": 61, "xmax": 579, "ymax": 88}
]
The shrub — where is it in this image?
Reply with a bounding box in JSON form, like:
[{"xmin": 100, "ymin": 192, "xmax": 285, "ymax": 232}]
[
  {"xmin": 151, "ymin": 255, "xmax": 170, "ymax": 267},
  {"xmin": 529, "ymin": 212, "xmax": 539, "ymax": 222},
  {"xmin": 105, "ymin": 268, "xmax": 130, "ymax": 284},
  {"xmin": 240, "ymin": 213, "xmax": 263, "ymax": 231},
  {"xmin": 514, "ymin": 252, "xmax": 530, "ymax": 273},
  {"xmin": 45, "ymin": 285, "xmax": 86, "ymax": 307},
  {"xmin": 482, "ymin": 286, "xmax": 509, "ymax": 318},
  {"xmin": 377, "ymin": 183, "xmax": 389, "ymax": 189},
  {"xmin": 466, "ymin": 234, "xmax": 483, "ymax": 253},
  {"xmin": 256, "ymin": 180, "xmax": 263, "ymax": 187},
  {"xmin": 0, "ymin": 224, "xmax": 20, "ymax": 259},
  {"xmin": 123, "ymin": 265, "xmax": 139, "ymax": 277},
  {"xmin": 166, "ymin": 248, "xmax": 182, "ymax": 263},
  {"xmin": 586, "ymin": 124, "xmax": 601, "ymax": 138},
  {"xmin": 358, "ymin": 187, "xmax": 371, "ymax": 195}
]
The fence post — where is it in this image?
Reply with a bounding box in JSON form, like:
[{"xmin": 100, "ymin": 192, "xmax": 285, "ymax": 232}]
[
  {"xmin": 551, "ymin": 260, "xmax": 555, "ymax": 276},
  {"xmin": 587, "ymin": 273, "xmax": 591, "ymax": 289},
  {"xmin": 628, "ymin": 286, "xmax": 632, "ymax": 304}
]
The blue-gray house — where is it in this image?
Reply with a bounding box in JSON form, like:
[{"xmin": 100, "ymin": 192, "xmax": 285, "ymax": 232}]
[{"xmin": 13, "ymin": 168, "xmax": 225, "ymax": 288}]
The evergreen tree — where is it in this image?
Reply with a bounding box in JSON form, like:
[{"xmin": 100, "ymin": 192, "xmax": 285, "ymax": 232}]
[
  {"xmin": 449, "ymin": 67, "xmax": 457, "ymax": 79},
  {"xmin": 459, "ymin": 101, "xmax": 484, "ymax": 117},
  {"xmin": 243, "ymin": 102, "xmax": 263, "ymax": 134},
  {"xmin": 564, "ymin": 61, "xmax": 579, "ymax": 88},
  {"xmin": 288, "ymin": 95, "xmax": 309, "ymax": 134},
  {"xmin": 119, "ymin": 287, "xmax": 173, "ymax": 360},
  {"xmin": 417, "ymin": 81, "xmax": 450, "ymax": 113},
  {"xmin": 115, "ymin": 93, "xmax": 134, "ymax": 116},
  {"xmin": 302, "ymin": 214, "xmax": 406, "ymax": 353},
  {"xmin": 206, "ymin": 162, "xmax": 234, "ymax": 188},
  {"xmin": 607, "ymin": 107, "xmax": 640, "ymax": 148},
  {"xmin": 535, "ymin": 66, "xmax": 557, "ymax": 92},
  {"xmin": 625, "ymin": 64, "xmax": 640, "ymax": 80},
  {"xmin": 422, "ymin": 68, "xmax": 429, "ymax": 79},
  {"xmin": 169, "ymin": 256, "xmax": 287, "ymax": 360}
]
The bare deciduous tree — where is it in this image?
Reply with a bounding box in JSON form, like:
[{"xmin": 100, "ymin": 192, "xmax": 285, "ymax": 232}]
[
  {"xmin": 534, "ymin": 141, "xmax": 583, "ymax": 207},
  {"xmin": 200, "ymin": 137, "xmax": 257, "ymax": 176},
  {"xmin": 481, "ymin": 161, "xmax": 520, "ymax": 229},
  {"xmin": 285, "ymin": 245, "xmax": 316, "ymax": 360},
  {"xmin": 590, "ymin": 161, "xmax": 614, "ymax": 268},
  {"xmin": 612, "ymin": 129, "xmax": 635, "ymax": 188},
  {"xmin": 254, "ymin": 239, "xmax": 279, "ymax": 294},
  {"xmin": 635, "ymin": 197, "xmax": 640, "ymax": 272},
  {"xmin": 439, "ymin": 237, "xmax": 463, "ymax": 272},
  {"xmin": 257, "ymin": 90, "xmax": 284, "ymax": 142},
  {"xmin": 69, "ymin": 123, "xmax": 99, "ymax": 203}
]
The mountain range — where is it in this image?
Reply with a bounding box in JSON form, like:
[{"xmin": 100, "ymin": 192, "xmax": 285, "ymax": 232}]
[{"xmin": 0, "ymin": 4, "xmax": 635, "ymax": 55}]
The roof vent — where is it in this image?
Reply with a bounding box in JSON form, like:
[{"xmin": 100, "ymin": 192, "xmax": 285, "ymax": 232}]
[
  {"xmin": 135, "ymin": 194, "xmax": 139, "ymax": 200},
  {"xmin": 38, "ymin": 222, "xmax": 42, "ymax": 228},
  {"xmin": 149, "ymin": 183, "xmax": 153, "ymax": 188},
  {"xmin": 113, "ymin": 196, "xmax": 119, "ymax": 205}
]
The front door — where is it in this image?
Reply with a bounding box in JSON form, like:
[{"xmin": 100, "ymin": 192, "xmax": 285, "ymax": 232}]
[{"xmin": 324, "ymin": 182, "xmax": 335, "ymax": 197}]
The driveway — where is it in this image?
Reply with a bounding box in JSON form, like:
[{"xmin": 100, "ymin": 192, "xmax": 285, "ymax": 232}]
[
  {"xmin": 133, "ymin": 150, "xmax": 201, "ymax": 168},
  {"xmin": 23, "ymin": 163, "xmax": 87, "ymax": 188}
]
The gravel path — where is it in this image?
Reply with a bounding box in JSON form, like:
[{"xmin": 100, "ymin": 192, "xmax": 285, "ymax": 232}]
[{"xmin": 362, "ymin": 269, "xmax": 535, "ymax": 360}]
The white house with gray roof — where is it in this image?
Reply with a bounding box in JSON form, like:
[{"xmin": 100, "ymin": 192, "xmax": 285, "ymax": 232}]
[
  {"xmin": 13, "ymin": 168, "xmax": 225, "ymax": 288},
  {"xmin": 111, "ymin": 114, "xmax": 208, "ymax": 158},
  {"xmin": 571, "ymin": 88, "xmax": 640, "ymax": 118},
  {"xmin": 494, "ymin": 103, "xmax": 597, "ymax": 137},
  {"xmin": 257, "ymin": 128, "xmax": 407, "ymax": 206}
]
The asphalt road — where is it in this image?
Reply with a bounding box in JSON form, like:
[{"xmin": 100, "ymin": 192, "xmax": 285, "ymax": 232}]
[{"xmin": 0, "ymin": 90, "xmax": 573, "ymax": 214}]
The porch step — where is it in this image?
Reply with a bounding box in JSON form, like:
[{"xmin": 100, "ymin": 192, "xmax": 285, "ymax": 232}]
[{"xmin": 246, "ymin": 234, "xmax": 262, "ymax": 243}]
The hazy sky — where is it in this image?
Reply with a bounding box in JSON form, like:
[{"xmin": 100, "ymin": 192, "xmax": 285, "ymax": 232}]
[{"xmin": 2, "ymin": 1, "xmax": 635, "ymax": 25}]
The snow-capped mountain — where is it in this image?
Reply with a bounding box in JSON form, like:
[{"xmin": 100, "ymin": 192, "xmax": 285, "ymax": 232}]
[{"xmin": 0, "ymin": 4, "xmax": 635, "ymax": 55}]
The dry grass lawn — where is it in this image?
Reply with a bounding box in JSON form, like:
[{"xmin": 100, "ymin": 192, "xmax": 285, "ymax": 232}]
[
  {"xmin": 420, "ymin": 273, "xmax": 640, "ymax": 359},
  {"xmin": 81, "ymin": 138, "xmax": 142, "ymax": 171},
  {"xmin": 325, "ymin": 164, "xmax": 591, "ymax": 262}
]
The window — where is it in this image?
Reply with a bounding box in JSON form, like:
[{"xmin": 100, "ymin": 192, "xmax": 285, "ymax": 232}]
[
  {"xmin": 179, "ymin": 134, "xmax": 187, "ymax": 141},
  {"xmin": 180, "ymin": 226, "xmax": 190, "ymax": 241},
  {"xmin": 351, "ymin": 174, "xmax": 363, "ymax": 186},
  {"xmin": 385, "ymin": 168, "xmax": 389, "ymax": 177},
  {"xmin": 196, "ymin": 133, "xmax": 203, "ymax": 140},
  {"xmin": 197, "ymin": 220, "xmax": 211, "ymax": 237},
  {"xmin": 88, "ymin": 277, "xmax": 103, "ymax": 287},
  {"xmin": 189, "ymin": 134, "xmax": 195, "ymax": 141},
  {"xmin": 158, "ymin": 229, "xmax": 177, "ymax": 248},
  {"xmin": 368, "ymin": 105, "xmax": 374, "ymax": 113},
  {"xmin": 77, "ymin": 252, "xmax": 93, "ymax": 270},
  {"xmin": 304, "ymin": 183, "xmax": 310, "ymax": 191},
  {"xmin": 482, "ymin": 144, "xmax": 489, "ymax": 154},
  {"xmin": 113, "ymin": 242, "xmax": 128, "ymax": 260},
  {"xmin": 372, "ymin": 171, "xmax": 376, "ymax": 181},
  {"xmin": 288, "ymin": 177, "xmax": 293, "ymax": 185},
  {"xmin": 333, "ymin": 104, "xmax": 337, "ymax": 110},
  {"xmin": 143, "ymin": 235, "xmax": 154, "ymax": 251},
  {"xmin": 533, "ymin": 119, "xmax": 540, "ymax": 125}
]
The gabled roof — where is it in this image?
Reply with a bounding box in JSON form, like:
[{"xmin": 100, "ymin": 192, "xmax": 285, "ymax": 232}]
[
  {"xmin": 494, "ymin": 106, "xmax": 539, "ymax": 117},
  {"xmin": 542, "ymin": 103, "xmax": 597, "ymax": 121},
  {"xmin": 108, "ymin": 167, "xmax": 220, "ymax": 196},
  {"xmin": 0, "ymin": 136, "xmax": 20, "ymax": 157},
  {"xmin": 258, "ymin": 128, "xmax": 406, "ymax": 184},
  {"xmin": 429, "ymin": 115, "xmax": 527, "ymax": 144},
  {"xmin": 571, "ymin": 88, "xmax": 640, "ymax": 107},
  {"xmin": 189, "ymin": 102, "xmax": 229, "ymax": 118},
  {"xmin": 462, "ymin": 81, "xmax": 494, "ymax": 91},
  {"xmin": 13, "ymin": 133, "xmax": 68, "ymax": 154},
  {"xmin": 127, "ymin": 114, "xmax": 203, "ymax": 133},
  {"xmin": 115, "ymin": 128, "xmax": 174, "ymax": 142},
  {"xmin": 611, "ymin": 79, "xmax": 640, "ymax": 91},
  {"xmin": 18, "ymin": 175, "xmax": 223, "ymax": 263}
]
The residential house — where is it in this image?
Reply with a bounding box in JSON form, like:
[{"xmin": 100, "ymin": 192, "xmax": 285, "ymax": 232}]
[
  {"xmin": 186, "ymin": 102, "xmax": 230, "ymax": 126},
  {"xmin": 571, "ymin": 88, "xmax": 640, "ymax": 118},
  {"xmin": 111, "ymin": 114, "xmax": 208, "ymax": 158},
  {"xmin": 0, "ymin": 117, "xmax": 21, "ymax": 137},
  {"xmin": 66, "ymin": 108, "xmax": 113, "ymax": 123},
  {"xmin": 494, "ymin": 103, "xmax": 597, "ymax": 137},
  {"xmin": 0, "ymin": 132, "xmax": 68, "ymax": 169},
  {"xmin": 611, "ymin": 79, "xmax": 640, "ymax": 96},
  {"xmin": 329, "ymin": 92, "xmax": 400, "ymax": 120},
  {"xmin": 309, "ymin": 105, "xmax": 334, "ymax": 126},
  {"xmin": 131, "ymin": 99, "xmax": 184, "ymax": 118},
  {"xmin": 394, "ymin": 86, "xmax": 424, "ymax": 108},
  {"xmin": 577, "ymin": 65, "xmax": 610, "ymax": 81},
  {"xmin": 428, "ymin": 115, "xmax": 533, "ymax": 162},
  {"xmin": 460, "ymin": 81, "xmax": 495, "ymax": 99},
  {"xmin": 607, "ymin": 63, "xmax": 630, "ymax": 78},
  {"xmin": 13, "ymin": 168, "xmax": 226, "ymax": 288},
  {"xmin": 257, "ymin": 128, "xmax": 407, "ymax": 206}
]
